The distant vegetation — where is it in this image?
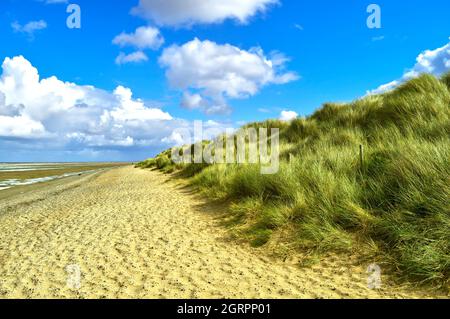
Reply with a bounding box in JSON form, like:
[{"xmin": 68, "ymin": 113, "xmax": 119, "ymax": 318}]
[{"xmin": 137, "ymin": 73, "xmax": 450, "ymax": 289}]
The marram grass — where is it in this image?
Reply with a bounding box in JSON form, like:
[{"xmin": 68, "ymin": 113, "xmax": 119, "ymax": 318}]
[{"xmin": 138, "ymin": 73, "xmax": 450, "ymax": 289}]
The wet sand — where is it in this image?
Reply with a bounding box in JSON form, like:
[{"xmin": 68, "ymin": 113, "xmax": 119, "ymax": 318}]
[
  {"xmin": 0, "ymin": 167, "xmax": 445, "ymax": 299},
  {"xmin": 0, "ymin": 163, "xmax": 129, "ymax": 180}
]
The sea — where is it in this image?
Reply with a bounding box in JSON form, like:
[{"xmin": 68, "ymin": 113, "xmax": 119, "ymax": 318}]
[{"xmin": 0, "ymin": 163, "xmax": 98, "ymax": 191}]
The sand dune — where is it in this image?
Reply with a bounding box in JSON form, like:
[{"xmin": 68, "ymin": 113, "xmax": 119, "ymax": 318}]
[{"xmin": 0, "ymin": 167, "xmax": 443, "ymax": 299}]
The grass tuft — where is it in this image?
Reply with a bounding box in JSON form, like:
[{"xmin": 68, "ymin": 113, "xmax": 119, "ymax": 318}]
[{"xmin": 137, "ymin": 74, "xmax": 450, "ymax": 288}]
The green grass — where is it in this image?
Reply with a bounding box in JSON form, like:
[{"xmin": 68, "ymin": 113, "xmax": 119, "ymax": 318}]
[{"xmin": 138, "ymin": 73, "xmax": 450, "ymax": 289}]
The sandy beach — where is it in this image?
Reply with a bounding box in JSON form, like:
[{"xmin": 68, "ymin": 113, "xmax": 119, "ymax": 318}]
[{"xmin": 0, "ymin": 166, "xmax": 444, "ymax": 299}]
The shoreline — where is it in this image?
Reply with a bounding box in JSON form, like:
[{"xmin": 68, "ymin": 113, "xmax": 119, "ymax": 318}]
[
  {"xmin": 0, "ymin": 167, "xmax": 118, "ymax": 211},
  {"xmin": 0, "ymin": 163, "xmax": 130, "ymax": 189}
]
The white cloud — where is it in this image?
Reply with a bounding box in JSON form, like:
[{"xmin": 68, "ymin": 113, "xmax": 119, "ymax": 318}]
[
  {"xmin": 0, "ymin": 56, "xmax": 179, "ymax": 152},
  {"xmin": 0, "ymin": 115, "xmax": 47, "ymax": 138},
  {"xmin": 161, "ymin": 119, "xmax": 233, "ymax": 146},
  {"xmin": 65, "ymin": 132, "xmax": 135, "ymax": 148},
  {"xmin": 110, "ymin": 86, "xmax": 172, "ymax": 122},
  {"xmin": 41, "ymin": 0, "xmax": 68, "ymax": 4},
  {"xmin": 369, "ymin": 39, "xmax": 450, "ymax": 95},
  {"xmin": 161, "ymin": 131, "xmax": 188, "ymax": 145},
  {"xmin": 159, "ymin": 38, "xmax": 298, "ymax": 114},
  {"xmin": 113, "ymin": 26, "xmax": 164, "ymax": 50},
  {"xmin": 180, "ymin": 92, "xmax": 231, "ymax": 115},
  {"xmin": 0, "ymin": 56, "xmax": 238, "ymax": 161},
  {"xmin": 11, "ymin": 20, "xmax": 47, "ymax": 37},
  {"xmin": 403, "ymin": 40, "xmax": 450, "ymax": 77},
  {"xmin": 131, "ymin": 0, "xmax": 278, "ymax": 27},
  {"xmin": 115, "ymin": 51, "xmax": 149, "ymax": 65},
  {"xmin": 180, "ymin": 92, "xmax": 205, "ymax": 110},
  {"xmin": 279, "ymin": 110, "xmax": 298, "ymax": 121}
]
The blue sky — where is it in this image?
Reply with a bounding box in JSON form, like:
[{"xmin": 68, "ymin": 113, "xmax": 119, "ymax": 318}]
[{"xmin": 0, "ymin": 0, "xmax": 449, "ymax": 162}]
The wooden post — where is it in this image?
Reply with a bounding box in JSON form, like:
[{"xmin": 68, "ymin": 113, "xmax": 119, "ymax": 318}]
[
  {"xmin": 359, "ymin": 144, "xmax": 364, "ymax": 170},
  {"xmin": 289, "ymin": 153, "xmax": 294, "ymax": 163}
]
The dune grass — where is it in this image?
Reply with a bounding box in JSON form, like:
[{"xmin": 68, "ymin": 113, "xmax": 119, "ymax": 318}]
[{"xmin": 138, "ymin": 73, "xmax": 450, "ymax": 289}]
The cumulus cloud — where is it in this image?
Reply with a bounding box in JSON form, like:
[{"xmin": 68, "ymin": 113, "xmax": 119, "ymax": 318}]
[
  {"xmin": 0, "ymin": 56, "xmax": 237, "ymax": 161},
  {"xmin": 159, "ymin": 38, "xmax": 298, "ymax": 114},
  {"xmin": 180, "ymin": 92, "xmax": 206, "ymax": 110},
  {"xmin": 369, "ymin": 39, "xmax": 450, "ymax": 95},
  {"xmin": 279, "ymin": 110, "xmax": 298, "ymax": 121},
  {"xmin": 180, "ymin": 92, "xmax": 231, "ymax": 115},
  {"xmin": 0, "ymin": 115, "xmax": 47, "ymax": 138},
  {"xmin": 112, "ymin": 26, "xmax": 164, "ymax": 66},
  {"xmin": 110, "ymin": 86, "xmax": 172, "ymax": 122},
  {"xmin": 0, "ymin": 56, "xmax": 189, "ymax": 158},
  {"xmin": 113, "ymin": 26, "xmax": 164, "ymax": 50},
  {"xmin": 161, "ymin": 119, "xmax": 232, "ymax": 146},
  {"xmin": 131, "ymin": 0, "xmax": 278, "ymax": 27}
]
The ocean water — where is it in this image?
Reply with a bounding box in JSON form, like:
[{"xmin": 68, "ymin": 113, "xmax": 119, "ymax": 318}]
[
  {"xmin": 0, "ymin": 163, "xmax": 96, "ymax": 191},
  {"xmin": 0, "ymin": 163, "xmax": 68, "ymax": 172}
]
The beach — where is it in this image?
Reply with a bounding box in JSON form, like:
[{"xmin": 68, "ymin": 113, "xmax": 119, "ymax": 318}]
[
  {"xmin": 0, "ymin": 162, "xmax": 128, "ymax": 191},
  {"xmin": 0, "ymin": 166, "xmax": 444, "ymax": 299}
]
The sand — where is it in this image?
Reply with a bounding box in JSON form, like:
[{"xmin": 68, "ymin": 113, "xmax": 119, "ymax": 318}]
[{"xmin": 0, "ymin": 166, "xmax": 445, "ymax": 299}]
